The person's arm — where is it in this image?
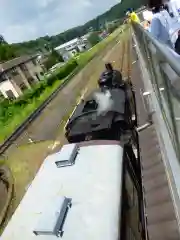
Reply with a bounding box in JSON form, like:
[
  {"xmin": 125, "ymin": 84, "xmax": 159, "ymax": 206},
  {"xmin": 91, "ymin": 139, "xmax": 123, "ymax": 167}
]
[
  {"xmin": 175, "ymin": 39, "xmax": 178, "ymax": 50},
  {"xmin": 150, "ymin": 18, "xmax": 161, "ymax": 40},
  {"xmin": 174, "ymin": 39, "xmax": 180, "ymax": 54}
]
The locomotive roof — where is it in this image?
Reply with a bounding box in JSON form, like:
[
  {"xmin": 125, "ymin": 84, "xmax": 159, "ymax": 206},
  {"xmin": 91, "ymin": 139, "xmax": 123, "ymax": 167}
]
[
  {"xmin": 87, "ymin": 88, "xmax": 126, "ymax": 113},
  {"xmin": 2, "ymin": 141, "xmax": 123, "ymax": 240},
  {"xmin": 68, "ymin": 88, "xmax": 126, "ymax": 123}
]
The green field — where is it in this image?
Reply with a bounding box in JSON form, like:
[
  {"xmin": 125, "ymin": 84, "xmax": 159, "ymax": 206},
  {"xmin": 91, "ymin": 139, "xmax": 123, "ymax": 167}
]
[{"xmin": 0, "ymin": 27, "xmax": 123, "ymax": 143}]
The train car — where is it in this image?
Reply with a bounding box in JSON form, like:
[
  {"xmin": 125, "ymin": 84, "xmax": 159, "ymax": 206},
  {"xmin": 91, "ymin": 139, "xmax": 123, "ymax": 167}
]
[{"xmin": 1, "ymin": 141, "xmax": 145, "ymax": 240}]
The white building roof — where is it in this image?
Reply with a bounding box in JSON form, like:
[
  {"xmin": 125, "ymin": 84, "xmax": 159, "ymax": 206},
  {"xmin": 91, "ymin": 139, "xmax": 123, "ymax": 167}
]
[
  {"xmin": 55, "ymin": 38, "xmax": 79, "ymax": 50},
  {"xmin": 2, "ymin": 142, "xmax": 123, "ymax": 240}
]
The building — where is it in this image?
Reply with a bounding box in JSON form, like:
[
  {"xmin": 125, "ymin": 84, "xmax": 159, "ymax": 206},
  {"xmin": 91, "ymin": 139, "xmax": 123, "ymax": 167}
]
[
  {"xmin": 55, "ymin": 35, "xmax": 91, "ymax": 62},
  {"xmin": 0, "ymin": 55, "xmax": 44, "ymax": 99}
]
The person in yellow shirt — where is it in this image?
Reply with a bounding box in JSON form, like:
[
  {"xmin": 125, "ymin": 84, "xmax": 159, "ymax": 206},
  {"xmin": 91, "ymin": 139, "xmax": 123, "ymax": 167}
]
[{"xmin": 127, "ymin": 8, "xmax": 140, "ymax": 24}]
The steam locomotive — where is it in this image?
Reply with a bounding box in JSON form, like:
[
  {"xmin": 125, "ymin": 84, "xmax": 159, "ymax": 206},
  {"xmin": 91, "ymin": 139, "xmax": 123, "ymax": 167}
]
[{"xmin": 65, "ymin": 63, "xmax": 137, "ymax": 145}]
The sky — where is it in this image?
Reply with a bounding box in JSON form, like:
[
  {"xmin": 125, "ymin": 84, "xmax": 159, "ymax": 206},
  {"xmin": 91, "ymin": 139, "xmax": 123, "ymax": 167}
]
[{"xmin": 0, "ymin": 0, "xmax": 120, "ymax": 43}]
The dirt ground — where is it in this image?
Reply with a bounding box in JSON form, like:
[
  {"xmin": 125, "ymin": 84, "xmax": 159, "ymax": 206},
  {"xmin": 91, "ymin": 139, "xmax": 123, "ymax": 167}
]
[{"xmin": 0, "ymin": 29, "xmax": 130, "ymax": 233}]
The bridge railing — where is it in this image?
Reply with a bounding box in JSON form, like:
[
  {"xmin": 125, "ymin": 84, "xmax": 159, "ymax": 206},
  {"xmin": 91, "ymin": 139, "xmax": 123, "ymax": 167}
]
[{"xmin": 132, "ymin": 22, "xmax": 180, "ymax": 160}]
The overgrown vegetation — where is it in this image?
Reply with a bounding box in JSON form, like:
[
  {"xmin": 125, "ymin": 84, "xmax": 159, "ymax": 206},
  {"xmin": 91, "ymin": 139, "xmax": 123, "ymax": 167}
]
[
  {"xmin": 88, "ymin": 32, "xmax": 101, "ymax": 47},
  {"xmin": 44, "ymin": 49, "xmax": 64, "ymax": 70},
  {"xmin": 0, "ymin": 44, "xmax": 16, "ymax": 61}
]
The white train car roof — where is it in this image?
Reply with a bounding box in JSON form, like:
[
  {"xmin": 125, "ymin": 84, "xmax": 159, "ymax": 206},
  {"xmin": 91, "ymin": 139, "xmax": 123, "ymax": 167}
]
[{"xmin": 2, "ymin": 141, "xmax": 124, "ymax": 240}]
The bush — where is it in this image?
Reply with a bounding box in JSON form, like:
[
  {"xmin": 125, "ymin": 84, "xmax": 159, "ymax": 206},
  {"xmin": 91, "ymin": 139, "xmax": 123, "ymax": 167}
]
[
  {"xmin": 46, "ymin": 59, "xmax": 77, "ymax": 86},
  {"xmin": 44, "ymin": 49, "xmax": 64, "ymax": 70},
  {"xmin": 56, "ymin": 59, "xmax": 77, "ymax": 79},
  {"xmin": 88, "ymin": 32, "xmax": 101, "ymax": 47},
  {"xmin": 46, "ymin": 74, "xmax": 58, "ymax": 86}
]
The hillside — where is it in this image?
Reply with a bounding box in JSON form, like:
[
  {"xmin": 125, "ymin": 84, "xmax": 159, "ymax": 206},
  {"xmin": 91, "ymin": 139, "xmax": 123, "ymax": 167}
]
[{"xmin": 12, "ymin": 0, "xmax": 145, "ymax": 55}]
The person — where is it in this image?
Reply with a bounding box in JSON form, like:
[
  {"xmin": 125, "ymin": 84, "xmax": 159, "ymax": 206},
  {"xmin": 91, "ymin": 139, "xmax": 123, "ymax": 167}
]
[
  {"xmin": 149, "ymin": 2, "xmax": 173, "ymax": 47},
  {"xmin": 98, "ymin": 63, "xmax": 123, "ymax": 89},
  {"xmin": 175, "ymin": 29, "xmax": 180, "ymax": 54},
  {"xmin": 161, "ymin": 4, "xmax": 173, "ymax": 28},
  {"xmin": 127, "ymin": 8, "xmax": 140, "ymax": 24},
  {"xmin": 143, "ymin": 20, "xmax": 151, "ymax": 31},
  {"xmin": 166, "ymin": 0, "xmax": 179, "ymax": 19},
  {"xmin": 164, "ymin": 3, "xmax": 170, "ymax": 13}
]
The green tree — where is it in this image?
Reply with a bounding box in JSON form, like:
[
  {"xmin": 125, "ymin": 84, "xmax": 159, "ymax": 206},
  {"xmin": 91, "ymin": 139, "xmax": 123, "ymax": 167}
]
[
  {"xmin": 44, "ymin": 49, "xmax": 64, "ymax": 70},
  {"xmin": 0, "ymin": 44, "xmax": 16, "ymax": 61},
  {"xmin": 0, "ymin": 35, "xmax": 7, "ymax": 45},
  {"xmin": 88, "ymin": 32, "xmax": 101, "ymax": 46}
]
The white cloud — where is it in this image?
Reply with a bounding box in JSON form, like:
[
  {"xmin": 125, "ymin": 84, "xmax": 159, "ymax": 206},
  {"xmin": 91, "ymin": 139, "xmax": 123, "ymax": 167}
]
[
  {"xmin": 0, "ymin": 0, "xmax": 119, "ymax": 43},
  {"xmin": 37, "ymin": 0, "xmax": 55, "ymax": 8},
  {"xmin": 3, "ymin": 24, "xmax": 39, "ymax": 43}
]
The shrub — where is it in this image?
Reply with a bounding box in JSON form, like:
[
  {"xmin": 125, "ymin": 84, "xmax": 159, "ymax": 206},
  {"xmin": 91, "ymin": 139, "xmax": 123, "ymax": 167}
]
[
  {"xmin": 46, "ymin": 74, "xmax": 58, "ymax": 86},
  {"xmin": 46, "ymin": 59, "xmax": 77, "ymax": 86},
  {"xmin": 56, "ymin": 59, "xmax": 77, "ymax": 80},
  {"xmin": 44, "ymin": 49, "xmax": 64, "ymax": 70},
  {"xmin": 88, "ymin": 32, "xmax": 101, "ymax": 46}
]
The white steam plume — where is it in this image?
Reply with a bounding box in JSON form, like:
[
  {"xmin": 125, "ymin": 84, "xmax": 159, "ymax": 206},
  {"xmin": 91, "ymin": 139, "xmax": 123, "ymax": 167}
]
[{"xmin": 93, "ymin": 90, "xmax": 114, "ymax": 116}]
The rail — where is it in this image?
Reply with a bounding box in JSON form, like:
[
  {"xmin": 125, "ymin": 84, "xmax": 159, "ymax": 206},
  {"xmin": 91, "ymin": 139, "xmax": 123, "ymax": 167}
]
[
  {"xmin": 132, "ymin": 22, "xmax": 180, "ymax": 160},
  {"xmin": 0, "ymin": 33, "xmax": 121, "ymax": 156}
]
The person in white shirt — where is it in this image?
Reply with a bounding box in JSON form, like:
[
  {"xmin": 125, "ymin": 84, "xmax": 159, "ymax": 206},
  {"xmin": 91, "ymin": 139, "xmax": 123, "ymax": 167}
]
[
  {"xmin": 165, "ymin": 0, "xmax": 179, "ymax": 18},
  {"xmin": 150, "ymin": 4, "xmax": 173, "ymax": 47}
]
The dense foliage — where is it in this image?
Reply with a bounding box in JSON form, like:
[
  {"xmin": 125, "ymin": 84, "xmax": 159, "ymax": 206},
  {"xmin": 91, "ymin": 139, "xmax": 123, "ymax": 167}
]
[
  {"xmin": 44, "ymin": 49, "xmax": 64, "ymax": 70},
  {"xmin": 0, "ymin": 44, "xmax": 17, "ymax": 61},
  {"xmin": 88, "ymin": 32, "xmax": 101, "ymax": 46},
  {"xmin": 11, "ymin": 0, "xmax": 145, "ymax": 55}
]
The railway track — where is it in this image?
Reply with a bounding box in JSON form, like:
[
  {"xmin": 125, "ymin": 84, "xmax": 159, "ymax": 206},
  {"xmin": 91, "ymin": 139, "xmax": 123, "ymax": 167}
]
[
  {"xmin": 120, "ymin": 29, "xmax": 132, "ymax": 81},
  {"xmin": 0, "ymin": 34, "xmax": 121, "ymax": 157}
]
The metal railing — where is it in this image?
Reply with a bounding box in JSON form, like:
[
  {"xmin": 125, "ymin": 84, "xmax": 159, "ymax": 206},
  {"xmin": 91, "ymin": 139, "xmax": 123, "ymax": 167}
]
[{"xmin": 132, "ymin": 22, "xmax": 180, "ymax": 160}]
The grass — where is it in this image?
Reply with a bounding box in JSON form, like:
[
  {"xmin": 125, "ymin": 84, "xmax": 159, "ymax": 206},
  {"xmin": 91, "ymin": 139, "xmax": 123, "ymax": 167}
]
[
  {"xmin": 0, "ymin": 140, "xmax": 54, "ymax": 233},
  {"xmin": 0, "ymin": 80, "xmax": 63, "ymax": 143},
  {"xmin": 0, "ymin": 26, "xmax": 124, "ymax": 144}
]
